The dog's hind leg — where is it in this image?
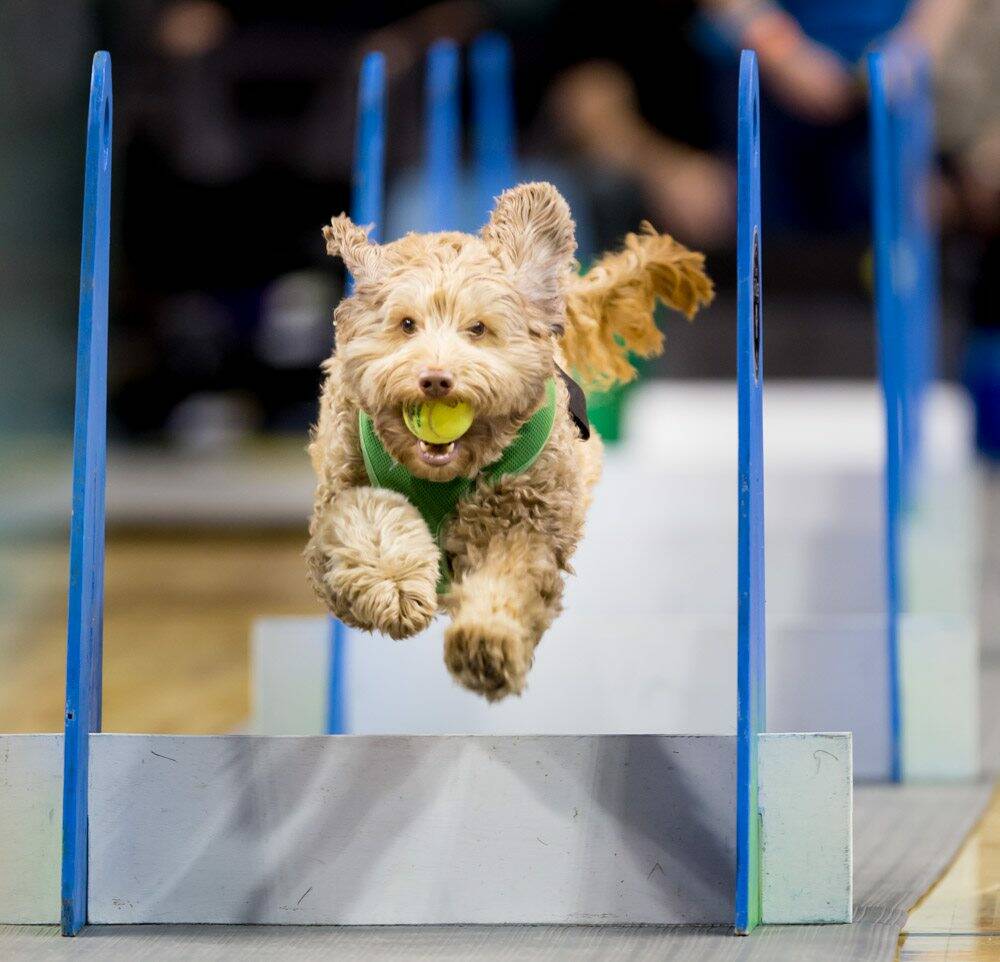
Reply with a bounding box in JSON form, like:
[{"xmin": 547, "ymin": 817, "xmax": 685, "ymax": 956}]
[
  {"xmin": 306, "ymin": 486, "xmax": 439, "ymax": 640},
  {"xmin": 442, "ymin": 529, "xmax": 563, "ymax": 701}
]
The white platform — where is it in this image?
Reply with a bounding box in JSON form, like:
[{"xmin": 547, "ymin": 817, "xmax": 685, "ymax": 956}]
[
  {"xmin": 759, "ymin": 732, "xmax": 852, "ymax": 924},
  {"xmin": 253, "ymin": 616, "xmax": 892, "ymax": 779},
  {"xmin": 0, "ymin": 735, "xmax": 62, "ymax": 924},
  {"xmin": 84, "ymin": 732, "xmax": 848, "ymax": 926},
  {"xmin": 0, "ymin": 730, "xmax": 851, "ymax": 926}
]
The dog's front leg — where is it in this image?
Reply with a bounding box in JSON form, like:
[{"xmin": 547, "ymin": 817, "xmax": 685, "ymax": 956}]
[
  {"xmin": 443, "ymin": 529, "xmax": 563, "ymax": 700},
  {"xmin": 306, "ymin": 486, "xmax": 440, "ymax": 639}
]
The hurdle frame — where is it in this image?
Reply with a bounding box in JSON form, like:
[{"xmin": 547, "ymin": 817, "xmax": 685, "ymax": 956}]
[
  {"xmin": 868, "ymin": 43, "xmax": 980, "ymax": 782},
  {"xmin": 243, "ymin": 46, "xmax": 850, "ymax": 933},
  {"xmin": 0, "ymin": 47, "xmax": 852, "ymax": 934},
  {"xmin": 0, "ymin": 25, "xmax": 982, "ymax": 936},
  {"xmin": 262, "ymin": 35, "xmax": 979, "ymax": 788},
  {"xmin": 60, "ymin": 50, "xmax": 112, "ymax": 936}
]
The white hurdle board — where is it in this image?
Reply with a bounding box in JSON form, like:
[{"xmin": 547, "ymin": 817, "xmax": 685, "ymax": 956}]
[
  {"xmin": 626, "ymin": 380, "xmax": 981, "ymax": 623},
  {"xmin": 1, "ymin": 48, "xmax": 858, "ymax": 932},
  {"xmin": 0, "ymin": 730, "xmax": 850, "ymax": 926},
  {"xmin": 10, "ymin": 37, "xmax": 976, "ymax": 931},
  {"xmin": 0, "ymin": 735, "xmax": 62, "ymax": 924},
  {"xmin": 82, "ymin": 731, "xmax": 848, "ymax": 926},
  {"xmin": 253, "ymin": 615, "xmax": 889, "ymax": 780}
]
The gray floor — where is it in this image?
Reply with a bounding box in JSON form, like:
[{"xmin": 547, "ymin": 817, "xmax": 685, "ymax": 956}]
[{"xmin": 2, "ymin": 468, "xmax": 996, "ymax": 961}]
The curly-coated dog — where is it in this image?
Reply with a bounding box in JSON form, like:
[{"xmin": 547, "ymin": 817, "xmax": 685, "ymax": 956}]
[{"xmin": 307, "ymin": 182, "xmax": 713, "ymax": 700}]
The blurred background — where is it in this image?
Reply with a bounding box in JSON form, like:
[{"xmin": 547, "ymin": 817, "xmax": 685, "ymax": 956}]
[{"xmin": 0, "ymin": 0, "xmax": 997, "ymax": 733}]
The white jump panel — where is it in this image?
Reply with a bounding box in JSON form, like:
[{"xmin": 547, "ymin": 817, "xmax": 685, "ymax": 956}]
[
  {"xmin": 250, "ymin": 618, "xmax": 331, "ymax": 735},
  {"xmin": 904, "ymin": 465, "xmax": 982, "ymax": 618},
  {"xmin": 627, "ymin": 380, "xmax": 974, "ymax": 473},
  {"xmin": 759, "ymin": 732, "xmax": 853, "ymax": 924},
  {"xmin": 88, "ymin": 733, "xmax": 736, "ymax": 925},
  {"xmin": 627, "ymin": 380, "xmax": 981, "ymax": 622},
  {"xmin": 253, "ymin": 615, "xmax": 894, "ymax": 775},
  {"xmin": 563, "ymin": 456, "xmax": 888, "ymax": 619},
  {"xmin": 900, "ymin": 613, "xmax": 980, "ymax": 780},
  {"xmin": 0, "ymin": 734, "xmax": 62, "ymax": 924}
]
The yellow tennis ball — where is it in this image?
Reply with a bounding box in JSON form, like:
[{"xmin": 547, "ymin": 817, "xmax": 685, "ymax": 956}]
[{"xmin": 403, "ymin": 399, "xmax": 474, "ymax": 444}]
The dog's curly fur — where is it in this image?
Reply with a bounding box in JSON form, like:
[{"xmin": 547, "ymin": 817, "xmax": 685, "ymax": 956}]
[{"xmin": 307, "ymin": 182, "xmax": 713, "ymax": 700}]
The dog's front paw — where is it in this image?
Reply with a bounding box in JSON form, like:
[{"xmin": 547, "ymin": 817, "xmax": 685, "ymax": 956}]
[
  {"xmin": 334, "ymin": 562, "xmax": 438, "ymax": 639},
  {"xmin": 308, "ymin": 487, "xmax": 440, "ymax": 639},
  {"xmin": 444, "ymin": 613, "xmax": 533, "ymax": 701}
]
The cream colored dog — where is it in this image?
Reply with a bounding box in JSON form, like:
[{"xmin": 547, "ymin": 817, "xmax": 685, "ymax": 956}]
[{"xmin": 307, "ymin": 182, "xmax": 712, "ymax": 700}]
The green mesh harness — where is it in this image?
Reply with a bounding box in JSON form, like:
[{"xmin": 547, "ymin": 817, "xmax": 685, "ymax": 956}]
[{"xmin": 359, "ymin": 377, "xmax": 558, "ymax": 592}]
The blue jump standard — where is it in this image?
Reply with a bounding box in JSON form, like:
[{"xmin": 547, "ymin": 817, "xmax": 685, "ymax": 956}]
[
  {"xmin": 868, "ymin": 43, "xmax": 939, "ymax": 783},
  {"xmin": 735, "ymin": 49, "xmax": 765, "ymax": 936},
  {"xmin": 59, "ymin": 42, "xmax": 772, "ymax": 937},
  {"xmin": 61, "ymin": 50, "xmax": 112, "ymax": 937}
]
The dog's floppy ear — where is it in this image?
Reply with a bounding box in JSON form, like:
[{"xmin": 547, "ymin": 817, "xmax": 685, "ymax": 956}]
[
  {"xmin": 322, "ymin": 214, "xmax": 388, "ymax": 285},
  {"xmin": 482, "ymin": 182, "xmax": 576, "ymax": 321}
]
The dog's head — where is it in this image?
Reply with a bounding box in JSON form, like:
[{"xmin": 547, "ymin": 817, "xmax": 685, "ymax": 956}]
[{"xmin": 324, "ymin": 182, "xmax": 576, "ymax": 481}]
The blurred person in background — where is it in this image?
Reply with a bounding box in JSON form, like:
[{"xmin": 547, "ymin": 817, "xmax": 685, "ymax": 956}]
[
  {"xmin": 697, "ymin": 0, "xmax": 995, "ymax": 435},
  {"xmin": 104, "ymin": 0, "xmax": 727, "ymax": 440},
  {"xmin": 109, "ymin": 1, "xmax": 492, "ymax": 446},
  {"xmin": 26, "ymin": 0, "xmax": 992, "ymax": 444},
  {"xmin": 932, "ymin": 0, "xmax": 1000, "ymax": 457},
  {"xmin": 528, "ymin": 0, "xmax": 991, "ymax": 387}
]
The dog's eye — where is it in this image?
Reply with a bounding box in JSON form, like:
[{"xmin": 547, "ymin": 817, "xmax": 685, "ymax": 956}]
[
  {"xmin": 399, "ymin": 317, "xmax": 416, "ymax": 334},
  {"xmin": 467, "ymin": 321, "xmax": 487, "ymax": 338}
]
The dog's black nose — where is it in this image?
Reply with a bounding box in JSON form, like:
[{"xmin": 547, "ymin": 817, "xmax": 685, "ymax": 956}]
[{"xmin": 418, "ymin": 369, "xmax": 454, "ymax": 398}]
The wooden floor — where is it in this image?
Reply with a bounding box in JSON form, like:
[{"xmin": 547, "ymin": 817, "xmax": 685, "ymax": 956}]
[
  {"xmin": 0, "ymin": 526, "xmax": 317, "ymax": 734},
  {"xmin": 1, "ymin": 521, "xmax": 997, "ymax": 959},
  {"xmin": 899, "ymin": 786, "xmax": 1000, "ymax": 960}
]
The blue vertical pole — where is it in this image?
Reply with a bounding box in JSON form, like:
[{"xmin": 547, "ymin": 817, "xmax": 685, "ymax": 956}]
[
  {"xmin": 425, "ymin": 39, "xmax": 461, "ymax": 232},
  {"xmin": 910, "ymin": 47, "xmax": 939, "ymax": 448},
  {"xmin": 347, "ymin": 50, "xmax": 386, "ymax": 291},
  {"xmin": 328, "ymin": 51, "xmax": 386, "ymax": 733},
  {"xmin": 735, "ymin": 49, "xmax": 765, "ymax": 936},
  {"xmin": 868, "ymin": 50, "xmax": 903, "ymax": 782},
  {"xmin": 61, "ymin": 51, "xmax": 112, "ymax": 937},
  {"xmin": 470, "ymin": 32, "xmax": 516, "ymax": 221},
  {"xmin": 898, "ymin": 48, "xmax": 920, "ymax": 496},
  {"xmin": 326, "ymin": 617, "xmax": 347, "ymax": 734}
]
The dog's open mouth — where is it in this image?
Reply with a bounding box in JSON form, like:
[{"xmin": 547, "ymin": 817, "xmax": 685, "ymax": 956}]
[{"xmin": 417, "ymin": 439, "xmax": 458, "ymax": 466}]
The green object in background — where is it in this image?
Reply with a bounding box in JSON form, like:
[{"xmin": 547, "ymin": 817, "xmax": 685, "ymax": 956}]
[
  {"xmin": 586, "ymin": 382, "xmax": 630, "ymax": 443},
  {"xmin": 584, "ymin": 354, "xmax": 650, "ymax": 444}
]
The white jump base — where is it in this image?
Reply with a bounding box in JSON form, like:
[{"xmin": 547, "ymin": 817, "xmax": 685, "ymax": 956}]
[
  {"xmin": 0, "ymin": 735, "xmax": 62, "ymax": 924},
  {"xmin": 252, "ymin": 607, "xmax": 975, "ymax": 783},
  {"xmin": 0, "ymin": 730, "xmax": 850, "ymax": 926},
  {"xmin": 625, "ymin": 380, "xmax": 981, "ymax": 622}
]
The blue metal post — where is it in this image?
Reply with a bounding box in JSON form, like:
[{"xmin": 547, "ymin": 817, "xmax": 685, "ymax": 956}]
[
  {"xmin": 735, "ymin": 49, "xmax": 766, "ymax": 936},
  {"xmin": 347, "ymin": 50, "xmax": 386, "ymax": 291},
  {"xmin": 425, "ymin": 39, "xmax": 461, "ymax": 231},
  {"xmin": 470, "ymin": 32, "xmax": 516, "ymax": 221},
  {"xmin": 910, "ymin": 47, "xmax": 939, "ymax": 448},
  {"xmin": 61, "ymin": 51, "xmax": 112, "ymax": 937},
  {"xmin": 868, "ymin": 49, "xmax": 904, "ymax": 782},
  {"xmin": 326, "ymin": 617, "xmax": 348, "ymax": 734}
]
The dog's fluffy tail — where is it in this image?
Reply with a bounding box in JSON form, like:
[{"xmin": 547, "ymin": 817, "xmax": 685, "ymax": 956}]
[{"xmin": 562, "ymin": 224, "xmax": 714, "ymax": 389}]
